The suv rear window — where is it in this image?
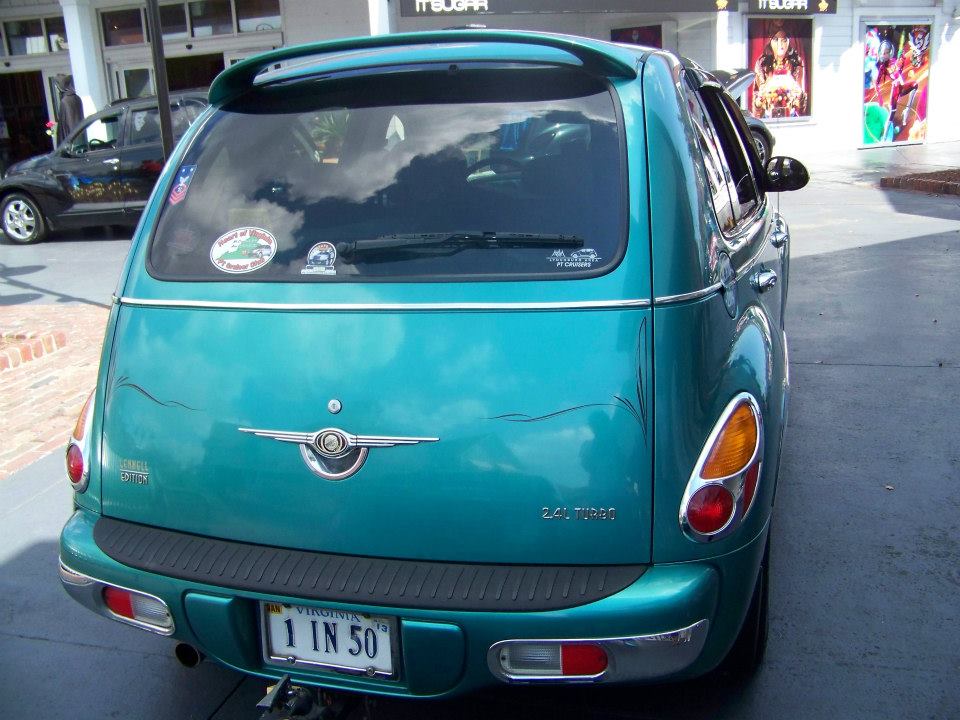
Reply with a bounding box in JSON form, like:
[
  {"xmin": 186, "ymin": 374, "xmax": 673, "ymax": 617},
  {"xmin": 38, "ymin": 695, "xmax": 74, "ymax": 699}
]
[{"xmin": 148, "ymin": 66, "xmax": 624, "ymax": 281}]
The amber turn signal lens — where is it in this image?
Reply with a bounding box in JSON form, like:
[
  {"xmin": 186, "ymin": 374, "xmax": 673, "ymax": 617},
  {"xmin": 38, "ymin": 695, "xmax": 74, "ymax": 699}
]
[
  {"xmin": 701, "ymin": 402, "xmax": 757, "ymax": 479},
  {"xmin": 73, "ymin": 391, "xmax": 94, "ymax": 441}
]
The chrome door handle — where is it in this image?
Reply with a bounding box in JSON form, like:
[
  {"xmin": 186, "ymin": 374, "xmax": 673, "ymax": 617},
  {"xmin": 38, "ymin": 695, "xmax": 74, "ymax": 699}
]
[
  {"xmin": 102, "ymin": 158, "xmax": 120, "ymax": 165},
  {"xmin": 752, "ymin": 270, "xmax": 778, "ymax": 292},
  {"xmin": 770, "ymin": 216, "xmax": 789, "ymax": 248},
  {"xmin": 770, "ymin": 228, "xmax": 788, "ymax": 248}
]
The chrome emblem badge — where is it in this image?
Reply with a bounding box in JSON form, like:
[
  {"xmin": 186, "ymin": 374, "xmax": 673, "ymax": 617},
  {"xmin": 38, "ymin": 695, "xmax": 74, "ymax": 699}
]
[{"xmin": 238, "ymin": 426, "xmax": 438, "ymax": 480}]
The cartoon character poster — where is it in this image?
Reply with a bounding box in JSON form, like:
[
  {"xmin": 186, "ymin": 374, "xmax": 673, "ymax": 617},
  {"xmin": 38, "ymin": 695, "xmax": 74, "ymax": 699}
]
[
  {"xmin": 862, "ymin": 24, "xmax": 930, "ymax": 145},
  {"xmin": 747, "ymin": 18, "xmax": 812, "ymax": 120},
  {"xmin": 610, "ymin": 25, "xmax": 662, "ymax": 48}
]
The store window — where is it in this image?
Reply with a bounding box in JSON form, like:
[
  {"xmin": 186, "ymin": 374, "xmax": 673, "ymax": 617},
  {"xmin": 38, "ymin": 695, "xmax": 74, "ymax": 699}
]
[
  {"xmin": 747, "ymin": 18, "xmax": 812, "ymax": 120},
  {"xmin": 102, "ymin": 9, "xmax": 145, "ymax": 46},
  {"xmin": 160, "ymin": 4, "xmax": 189, "ymax": 40},
  {"xmin": 46, "ymin": 17, "xmax": 68, "ymax": 52},
  {"xmin": 5, "ymin": 19, "xmax": 45, "ymax": 56},
  {"xmin": 236, "ymin": 0, "xmax": 281, "ymax": 33},
  {"xmin": 610, "ymin": 25, "xmax": 662, "ymax": 48},
  {"xmin": 190, "ymin": 0, "xmax": 233, "ymax": 37},
  {"xmin": 862, "ymin": 24, "xmax": 931, "ymax": 145}
]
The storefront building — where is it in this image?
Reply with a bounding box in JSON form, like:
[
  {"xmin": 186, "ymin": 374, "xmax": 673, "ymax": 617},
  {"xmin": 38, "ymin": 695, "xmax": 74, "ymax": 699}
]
[{"xmin": 0, "ymin": 0, "xmax": 956, "ymax": 167}]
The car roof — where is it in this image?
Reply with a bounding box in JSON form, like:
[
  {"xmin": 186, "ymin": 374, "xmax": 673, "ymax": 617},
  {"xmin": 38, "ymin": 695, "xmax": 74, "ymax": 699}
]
[{"xmin": 107, "ymin": 90, "xmax": 208, "ymax": 110}]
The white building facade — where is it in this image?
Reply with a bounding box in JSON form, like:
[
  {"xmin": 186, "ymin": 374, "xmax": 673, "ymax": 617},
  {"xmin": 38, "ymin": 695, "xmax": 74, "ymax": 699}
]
[{"xmin": 0, "ymin": 0, "xmax": 956, "ymax": 165}]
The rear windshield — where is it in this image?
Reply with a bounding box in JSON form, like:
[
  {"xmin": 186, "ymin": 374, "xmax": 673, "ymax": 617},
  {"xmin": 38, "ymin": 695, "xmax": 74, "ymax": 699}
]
[{"xmin": 148, "ymin": 66, "xmax": 625, "ymax": 281}]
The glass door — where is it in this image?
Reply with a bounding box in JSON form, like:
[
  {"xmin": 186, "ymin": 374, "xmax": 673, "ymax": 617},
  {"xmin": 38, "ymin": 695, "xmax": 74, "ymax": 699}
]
[{"xmin": 110, "ymin": 64, "xmax": 155, "ymax": 101}]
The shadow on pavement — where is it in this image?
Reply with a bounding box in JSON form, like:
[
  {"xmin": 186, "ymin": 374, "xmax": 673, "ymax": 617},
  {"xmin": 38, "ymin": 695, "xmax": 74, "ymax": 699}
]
[
  {"xmin": 0, "ymin": 261, "xmax": 112, "ymax": 308},
  {"xmin": 0, "ymin": 540, "xmax": 247, "ymax": 720}
]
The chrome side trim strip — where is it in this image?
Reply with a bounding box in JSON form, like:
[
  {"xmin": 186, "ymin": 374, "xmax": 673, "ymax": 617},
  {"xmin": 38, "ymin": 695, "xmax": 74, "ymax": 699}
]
[
  {"xmin": 653, "ymin": 283, "xmax": 722, "ymax": 305},
  {"xmin": 117, "ymin": 294, "xmax": 723, "ymax": 311},
  {"xmin": 118, "ymin": 296, "xmax": 653, "ymax": 311}
]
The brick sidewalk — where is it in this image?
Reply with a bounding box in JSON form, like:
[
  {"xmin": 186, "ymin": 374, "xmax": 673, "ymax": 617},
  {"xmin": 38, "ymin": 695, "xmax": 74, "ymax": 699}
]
[{"xmin": 0, "ymin": 305, "xmax": 110, "ymax": 480}]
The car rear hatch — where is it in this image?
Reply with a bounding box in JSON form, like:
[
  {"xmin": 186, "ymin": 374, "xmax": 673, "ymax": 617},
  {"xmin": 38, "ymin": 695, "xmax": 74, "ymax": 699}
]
[
  {"xmin": 101, "ymin": 304, "xmax": 652, "ymax": 564},
  {"xmin": 100, "ymin": 50, "xmax": 653, "ymax": 565}
]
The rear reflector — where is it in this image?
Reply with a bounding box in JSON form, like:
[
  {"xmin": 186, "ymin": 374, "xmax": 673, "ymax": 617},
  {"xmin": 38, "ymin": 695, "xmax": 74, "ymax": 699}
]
[
  {"xmin": 561, "ymin": 644, "xmax": 608, "ymax": 676},
  {"xmin": 103, "ymin": 586, "xmax": 134, "ymax": 618},
  {"xmin": 101, "ymin": 586, "xmax": 173, "ymax": 631},
  {"xmin": 498, "ymin": 642, "xmax": 607, "ymax": 678}
]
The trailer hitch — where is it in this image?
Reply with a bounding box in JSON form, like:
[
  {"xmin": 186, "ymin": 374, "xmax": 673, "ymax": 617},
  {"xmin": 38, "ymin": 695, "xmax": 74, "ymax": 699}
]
[{"xmin": 257, "ymin": 675, "xmax": 361, "ymax": 720}]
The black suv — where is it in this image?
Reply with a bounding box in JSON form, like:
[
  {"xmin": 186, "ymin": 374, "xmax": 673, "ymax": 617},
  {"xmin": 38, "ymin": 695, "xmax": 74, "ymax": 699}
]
[{"xmin": 0, "ymin": 92, "xmax": 207, "ymax": 244}]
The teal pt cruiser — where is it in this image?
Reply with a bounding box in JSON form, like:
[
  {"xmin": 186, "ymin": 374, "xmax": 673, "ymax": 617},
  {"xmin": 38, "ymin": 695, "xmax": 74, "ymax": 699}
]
[{"xmin": 59, "ymin": 30, "xmax": 808, "ymax": 700}]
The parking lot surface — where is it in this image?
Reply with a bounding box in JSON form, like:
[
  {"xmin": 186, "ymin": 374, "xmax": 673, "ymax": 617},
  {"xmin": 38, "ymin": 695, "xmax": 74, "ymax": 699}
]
[{"xmin": 1, "ymin": 172, "xmax": 958, "ymax": 718}]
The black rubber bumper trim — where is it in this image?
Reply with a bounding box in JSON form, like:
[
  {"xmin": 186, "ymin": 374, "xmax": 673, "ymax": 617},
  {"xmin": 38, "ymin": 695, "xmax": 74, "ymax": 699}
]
[{"xmin": 94, "ymin": 517, "xmax": 646, "ymax": 612}]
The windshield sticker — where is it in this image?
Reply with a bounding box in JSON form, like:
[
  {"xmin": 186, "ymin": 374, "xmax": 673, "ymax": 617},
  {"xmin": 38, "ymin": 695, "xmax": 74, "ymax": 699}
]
[
  {"xmin": 168, "ymin": 165, "xmax": 196, "ymax": 206},
  {"xmin": 210, "ymin": 227, "xmax": 277, "ymax": 274},
  {"xmin": 301, "ymin": 241, "xmax": 337, "ymax": 275},
  {"xmin": 547, "ymin": 248, "xmax": 601, "ymax": 269}
]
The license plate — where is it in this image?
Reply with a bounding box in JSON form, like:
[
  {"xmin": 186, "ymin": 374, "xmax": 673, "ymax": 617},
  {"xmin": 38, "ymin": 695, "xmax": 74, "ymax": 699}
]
[{"xmin": 261, "ymin": 602, "xmax": 397, "ymax": 678}]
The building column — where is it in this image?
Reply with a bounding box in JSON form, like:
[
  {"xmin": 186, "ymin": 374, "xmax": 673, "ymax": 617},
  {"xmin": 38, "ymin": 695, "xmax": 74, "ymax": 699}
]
[
  {"xmin": 367, "ymin": 0, "xmax": 393, "ymax": 35},
  {"xmin": 59, "ymin": 0, "xmax": 109, "ymax": 115}
]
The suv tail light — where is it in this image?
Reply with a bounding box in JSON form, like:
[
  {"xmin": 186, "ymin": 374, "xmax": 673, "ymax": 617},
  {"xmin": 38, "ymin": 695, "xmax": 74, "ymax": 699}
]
[
  {"xmin": 102, "ymin": 586, "xmax": 173, "ymax": 631},
  {"xmin": 66, "ymin": 390, "xmax": 94, "ymax": 493},
  {"xmin": 680, "ymin": 393, "xmax": 763, "ymax": 542}
]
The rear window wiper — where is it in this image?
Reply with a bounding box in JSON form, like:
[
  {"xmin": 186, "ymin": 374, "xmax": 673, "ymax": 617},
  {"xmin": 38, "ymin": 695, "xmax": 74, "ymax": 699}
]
[{"xmin": 337, "ymin": 231, "xmax": 583, "ymax": 258}]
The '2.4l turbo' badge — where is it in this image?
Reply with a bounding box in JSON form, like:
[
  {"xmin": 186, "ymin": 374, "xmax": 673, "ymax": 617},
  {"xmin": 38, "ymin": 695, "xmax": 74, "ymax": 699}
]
[{"xmin": 238, "ymin": 426, "xmax": 438, "ymax": 480}]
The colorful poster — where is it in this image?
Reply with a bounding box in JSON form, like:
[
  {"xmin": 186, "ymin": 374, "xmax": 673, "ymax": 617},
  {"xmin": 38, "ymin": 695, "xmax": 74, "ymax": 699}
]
[
  {"xmin": 610, "ymin": 25, "xmax": 662, "ymax": 48},
  {"xmin": 747, "ymin": 18, "xmax": 812, "ymax": 120},
  {"xmin": 862, "ymin": 24, "xmax": 930, "ymax": 145}
]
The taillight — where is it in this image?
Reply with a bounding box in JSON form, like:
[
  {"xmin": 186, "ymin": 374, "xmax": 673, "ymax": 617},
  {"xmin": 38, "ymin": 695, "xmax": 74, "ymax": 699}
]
[
  {"xmin": 497, "ymin": 641, "xmax": 608, "ymax": 679},
  {"xmin": 680, "ymin": 393, "xmax": 763, "ymax": 542},
  {"xmin": 101, "ymin": 585, "xmax": 174, "ymax": 632},
  {"xmin": 66, "ymin": 390, "xmax": 94, "ymax": 493}
]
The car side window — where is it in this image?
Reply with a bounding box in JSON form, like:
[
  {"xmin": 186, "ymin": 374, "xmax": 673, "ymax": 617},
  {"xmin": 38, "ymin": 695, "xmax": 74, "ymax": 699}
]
[
  {"xmin": 699, "ymin": 88, "xmax": 761, "ymax": 223},
  {"xmin": 129, "ymin": 108, "xmax": 162, "ymax": 146},
  {"xmin": 69, "ymin": 114, "xmax": 121, "ymax": 155},
  {"xmin": 682, "ymin": 78, "xmax": 739, "ymax": 233}
]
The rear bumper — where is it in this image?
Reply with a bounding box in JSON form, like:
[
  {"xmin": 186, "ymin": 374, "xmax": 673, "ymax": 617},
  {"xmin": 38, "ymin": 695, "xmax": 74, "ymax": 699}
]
[{"xmin": 60, "ymin": 508, "xmax": 767, "ymax": 698}]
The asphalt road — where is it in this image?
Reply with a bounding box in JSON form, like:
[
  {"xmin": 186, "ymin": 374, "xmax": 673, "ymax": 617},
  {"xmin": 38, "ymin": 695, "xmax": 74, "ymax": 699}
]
[
  {"xmin": 1, "ymin": 178, "xmax": 958, "ymax": 719},
  {"xmin": 0, "ymin": 228, "xmax": 131, "ymax": 307}
]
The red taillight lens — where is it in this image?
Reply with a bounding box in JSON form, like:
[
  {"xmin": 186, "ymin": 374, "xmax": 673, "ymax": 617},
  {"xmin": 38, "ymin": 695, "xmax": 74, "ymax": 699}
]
[
  {"xmin": 103, "ymin": 586, "xmax": 135, "ymax": 619},
  {"xmin": 686, "ymin": 485, "xmax": 734, "ymax": 534},
  {"xmin": 560, "ymin": 644, "xmax": 608, "ymax": 676},
  {"xmin": 66, "ymin": 444, "xmax": 84, "ymax": 485}
]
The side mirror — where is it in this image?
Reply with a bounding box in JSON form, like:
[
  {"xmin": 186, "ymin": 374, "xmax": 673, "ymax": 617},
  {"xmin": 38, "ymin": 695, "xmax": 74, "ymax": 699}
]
[{"xmin": 764, "ymin": 156, "xmax": 809, "ymax": 192}]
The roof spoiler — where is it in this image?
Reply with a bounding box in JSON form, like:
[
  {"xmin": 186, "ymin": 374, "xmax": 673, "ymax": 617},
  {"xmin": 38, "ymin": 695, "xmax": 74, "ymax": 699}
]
[{"xmin": 208, "ymin": 30, "xmax": 638, "ymax": 105}]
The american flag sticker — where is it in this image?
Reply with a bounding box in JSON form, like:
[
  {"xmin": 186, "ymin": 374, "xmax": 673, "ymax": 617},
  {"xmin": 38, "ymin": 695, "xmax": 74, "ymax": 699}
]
[{"xmin": 168, "ymin": 164, "xmax": 196, "ymax": 206}]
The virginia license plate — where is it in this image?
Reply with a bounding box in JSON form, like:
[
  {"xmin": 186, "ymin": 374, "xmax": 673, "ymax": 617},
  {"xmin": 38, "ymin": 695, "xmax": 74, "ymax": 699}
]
[{"xmin": 261, "ymin": 602, "xmax": 397, "ymax": 678}]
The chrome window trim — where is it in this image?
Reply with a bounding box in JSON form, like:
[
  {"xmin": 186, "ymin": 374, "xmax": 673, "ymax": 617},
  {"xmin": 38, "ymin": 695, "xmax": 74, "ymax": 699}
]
[
  {"xmin": 116, "ymin": 293, "xmax": 740, "ymax": 311},
  {"xmin": 118, "ymin": 297, "xmax": 653, "ymax": 311}
]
